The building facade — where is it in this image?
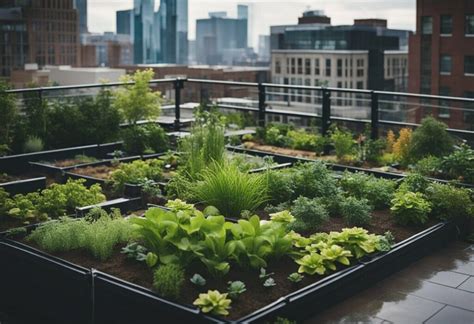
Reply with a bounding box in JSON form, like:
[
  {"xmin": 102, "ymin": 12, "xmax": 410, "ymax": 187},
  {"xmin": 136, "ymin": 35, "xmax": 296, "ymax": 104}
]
[
  {"xmin": 74, "ymin": 0, "xmax": 87, "ymax": 34},
  {"xmin": 0, "ymin": 0, "xmax": 80, "ymax": 78},
  {"xmin": 408, "ymin": 0, "xmax": 474, "ymax": 129},
  {"xmin": 81, "ymin": 32, "xmax": 133, "ymax": 67},
  {"xmin": 133, "ymin": 0, "xmax": 155, "ymax": 64},
  {"xmin": 159, "ymin": 0, "xmax": 188, "ymax": 64},
  {"xmin": 196, "ymin": 6, "xmax": 248, "ymax": 65},
  {"xmin": 116, "ymin": 9, "xmax": 133, "ymax": 38}
]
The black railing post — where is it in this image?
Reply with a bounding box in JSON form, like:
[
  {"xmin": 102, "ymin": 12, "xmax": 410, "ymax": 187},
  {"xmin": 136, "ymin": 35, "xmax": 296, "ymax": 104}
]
[
  {"xmin": 174, "ymin": 78, "xmax": 184, "ymax": 131},
  {"xmin": 258, "ymin": 83, "xmax": 266, "ymax": 128},
  {"xmin": 371, "ymin": 91, "xmax": 379, "ymax": 140},
  {"xmin": 321, "ymin": 88, "xmax": 331, "ymax": 136}
]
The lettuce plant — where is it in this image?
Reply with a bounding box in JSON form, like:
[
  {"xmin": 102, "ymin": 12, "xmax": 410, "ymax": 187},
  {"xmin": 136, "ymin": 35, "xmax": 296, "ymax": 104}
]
[
  {"xmin": 390, "ymin": 191, "xmax": 431, "ymax": 226},
  {"xmin": 193, "ymin": 290, "xmax": 232, "ymax": 316},
  {"xmin": 190, "ymin": 274, "xmax": 206, "ymax": 286},
  {"xmin": 296, "ymin": 253, "xmax": 327, "ymax": 275},
  {"xmin": 227, "ymin": 281, "xmax": 246, "ymax": 299}
]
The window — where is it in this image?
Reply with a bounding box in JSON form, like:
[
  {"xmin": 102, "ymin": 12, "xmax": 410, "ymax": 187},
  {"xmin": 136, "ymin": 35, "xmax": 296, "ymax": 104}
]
[
  {"xmin": 356, "ymin": 81, "xmax": 364, "ymax": 89},
  {"xmin": 291, "ymin": 58, "xmax": 295, "ymax": 74},
  {"xmin": 421, "ymin": 16, "xmax": 432, "ymax": 35},
  {"xmin": 439, "ymin": 86, "xmax": 451, "ymax": 117},
  {"xmin": 286, "ymin": 58, "xmax": 290, "ymax": 74},
  {"xmin": 337, "ymin": 59, "xmax": 343, "ymax": 77},
  {"xmin": 325, "ymin": 58, "xmax": 331, "ymax": 76},
  {"xmin": 465, "ymin": 56, "xmax": 474, "ymax": 75},
  {"xmin": 304, "ymin": 78, "xmax": 311, "ymax": 103},
  {"xmin": 440, "ymin": 15, "xmax": 452, "ymax": 35},
  {"xmin": 297, "ymin": 58, "xmax": 303, "ymax": 74},
  {"xmin": 314, "ymin": 58, "xmax": 320, "ymax": 75},
  {"xmin": 357, "ymin": 59, "xmax": 364, "ymax": 77},
  {"xmin": 440, "ymin": 55, "xmax": 452, "ymax": 74},
  {"xmin": 466, "ymin": 14, "xmax": 474, "ymax": 35},
  {"xmin": 275, "ymin": 59, "xmax": 281, "ymax": 74},
  {"xmin": 304, "ymin": 58, "xmax": 311, "ymax": 75},
  {"xmin": 337, "ymin": 82, "xmax": 343, "ymax": 106}
]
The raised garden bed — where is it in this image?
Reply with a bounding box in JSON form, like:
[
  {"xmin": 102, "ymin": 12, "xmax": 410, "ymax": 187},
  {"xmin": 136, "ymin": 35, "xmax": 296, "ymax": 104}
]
[{"xmin": 0, "ymin": 176, "xmax": 47, "ymax": 195}]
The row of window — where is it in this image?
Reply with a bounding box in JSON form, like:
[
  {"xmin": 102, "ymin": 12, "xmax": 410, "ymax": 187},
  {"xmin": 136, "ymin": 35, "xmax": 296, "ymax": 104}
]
[
  {"xmin": 421, "ymin": 14, "xmax": 474, "ymax": 35},
  {"xmin": 274, "ymin": 57, "xmax": 365, "ymax": 78},
  {"xmin": 440, "ymin": 55, "xmax": 474, "ymax": 75}
]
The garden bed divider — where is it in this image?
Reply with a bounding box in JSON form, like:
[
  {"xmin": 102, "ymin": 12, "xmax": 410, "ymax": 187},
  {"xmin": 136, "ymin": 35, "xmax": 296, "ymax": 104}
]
[{"xmin": 0, "ymin": 177, "xmax": 47, "ymax": 195}]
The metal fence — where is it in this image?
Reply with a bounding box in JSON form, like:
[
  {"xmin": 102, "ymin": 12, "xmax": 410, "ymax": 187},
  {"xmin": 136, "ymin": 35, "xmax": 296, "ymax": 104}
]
[{"xmin": 5, "ymin": 77, "xmax": 474, "ymax": 142}]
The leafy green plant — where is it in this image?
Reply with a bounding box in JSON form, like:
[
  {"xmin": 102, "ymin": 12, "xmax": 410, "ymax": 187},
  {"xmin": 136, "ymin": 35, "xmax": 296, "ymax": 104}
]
[
  {"xmin": 296, "ymin": 253, "xmax": 327, "ymax": 275},
  {"xmin": 291, "ymin": 162, "xmax": 339, "ymax": 200},
  {"xmin": 109, "ymin": 159, "xmax": 164, "ymax": 193},
  {"xmin": 290, "ymin": 197, "xmax": 328, "ymax": 232},
  {"xmin": 390, "ymin": 191, "xmax": 432, "ymax": 226},
  {"xmin": 192, "ymin": 163, "xmax": 268, "ymax": 218},
  {"xmin": 193, "ymin": 290, "xmax": 232, "ymax": 316},
  {"xmin": 340, "ymin": 196, "xmax": 373, "ymax": 226},
  {"xmin": 27, "ymin": 209, "xmax": 131, "ymax": 261},
  {"xmin": 23, "ymin": 136, "xmax": 44, "ymax": 153},
  {"xmin": 114, "ymin": 69, "xmax": 161, "ymax": 125},
  {"xmin": 190, "ymin": 274, "xmax": 207, "ymax": 286},
  {"xmin": 146, "ymin": 252, "xmax": 159, "ymax": 267},
  {"xmin": 263, "ymin": 277, "xmax": 276, "ymax": 287},
  {"xmin": 153, "ymin": 264, "xmax": 185, "ymax": 300},
  {"xmin": 414, "ymin": 156, "xmax": 442, "ymax": 177},
  {"xmin": 0, "ymin": 81, "xmax": 18, "ymax": 152},
  {"xmin": 227, "ymin": 281, "xmax": 246, "ymax": 299},
  {"xmin": 122, "ymin": 124, "xmax": 169, "ymax": 155},
  {"xmin": 266, "ymin": 168, "xmax": 295, "ymax": 204},
  {"xmin": 269, "ymin": 210, "xmax": 296, "ymax": 224},
  {"xmin": 440, "ymin": 144, "xmax": 474, "ymax": 183},
  {"xmin": 121, "ymin": 242, "xmax": 148, "ymax": 262},
  {"xmin": 265, "ymin": 126, "xmax": 290, "ymax": 147},
  {"xmin": 287, "ymin": 272, "xmax": 304, "ymax": 283},
  {"xmin": 325, "ymin": 228, "xmax": 383, "ymax": 259},
  {"xmin": 287, "ymin": 129, "xmax": 326, "ymax": 153},
  {"xmin": 426, "ymin": 183, "xmax": 474, "ymax": 221},
  {"xmin": 330, "ymin": 127, "xmax": 354, "ymax": 160},
  {"xmin": 339, "ymin": 171, "xmax": 396, "ymax": 209},
  {"xmin": 408, "ymin": 116, "xmax": 454, "ymax": 161},
  {"xmin": 398, "ymin": 173, "xmax": 430, "ymax": 195}
]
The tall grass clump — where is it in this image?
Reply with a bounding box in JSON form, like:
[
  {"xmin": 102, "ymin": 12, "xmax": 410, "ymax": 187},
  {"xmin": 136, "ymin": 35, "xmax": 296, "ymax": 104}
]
[
  {"xmin": 27, "ymin": 208, "xmax": 132, "ymax": 261},
  {"xmin": 192, "ymin": 163, "xmax": 268, "ymax": 218}
]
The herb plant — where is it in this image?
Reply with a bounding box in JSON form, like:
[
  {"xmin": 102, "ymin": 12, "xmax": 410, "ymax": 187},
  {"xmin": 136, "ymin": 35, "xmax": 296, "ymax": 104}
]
[
  {"xmin": 287, "ymin": 272, "xmax": 304, "ymax": 283},
  {"xmin": 390, "ymin": 191, "xmax": 432, "ymax": 226},
  {"xmin": 121, "ymin": 242, "xmax": 148, "ymax": 262},
  {"xmin": 290, "ymin": 197, "xmax": 329, "ymax": 231},
  {"xmin": 193, "ymin": 290, "xmax": 232, "ymax": 316},
  {"xmin": 153, "ymin": 264, "xmax": 185, "ymax": 300},
  {"xmin": 190, "ymin": 274, "xmax": 207, "ymax": 286},
  {"xmin": 340, "ymin": 196, "xmax": 373, "ymax": 226},
  {"xmin": 227, "ymin": 281, "xmax": 246, "ymax": 299},
  {"xmin": 263, "ymin": 278, "xmax": 276, "ymax": 287}
]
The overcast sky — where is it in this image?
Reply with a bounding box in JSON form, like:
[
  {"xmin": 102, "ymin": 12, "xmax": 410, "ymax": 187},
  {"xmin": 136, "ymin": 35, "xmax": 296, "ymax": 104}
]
[{"xmin": 88, "ymin": 0, "xmax": 416, "ymax": 47}]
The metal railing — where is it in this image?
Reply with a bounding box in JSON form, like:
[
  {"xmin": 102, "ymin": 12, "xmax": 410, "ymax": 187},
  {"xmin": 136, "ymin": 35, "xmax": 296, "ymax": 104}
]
[{"xmin": 5, "ymin": 77, "xmax": 474, "ymax": 140}]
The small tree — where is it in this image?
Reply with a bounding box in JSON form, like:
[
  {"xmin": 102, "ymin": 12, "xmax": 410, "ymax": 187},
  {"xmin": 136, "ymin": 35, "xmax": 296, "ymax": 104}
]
[
  {"xmin": 114, "ymin": 69, "xmax": 161, "ymax": 125},
  {"xmin": 0, "ymin": 81, "xmax": 18, "ymax": 153}
]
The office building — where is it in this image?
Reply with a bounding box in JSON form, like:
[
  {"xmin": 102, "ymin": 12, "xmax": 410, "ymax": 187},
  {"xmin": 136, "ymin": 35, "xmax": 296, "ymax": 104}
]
[
  {"xmin": 408, "ymin": 0, "xmax": 474, "ymax": 129},
  {"xmin": 74, "ymin": 0, "xmax": 88, "ymax": 34},
  {"xmin": 258, "ymin": 35, "xmax": 270, "ymax": 62},
  {"xmin": 133, "ymin": 0, "xmax": 155, "ymax": 64},
  {"xmin": 159, "ymin": 0, "xmax": 188, "ymax": 64},
  {"xmin": 237, "ymin": 4, "xmax": 251, "ymax": 47},
  {"xmin": 81, "ymin": 32, "xmax": 133, "ymax": 67},
  {"xmin": 116, "ymin": 9, "xmax": 134, "ymax": 39},
  {"xmin": 0, "ymin": 0, "xmax": 80, "ymax": 78},
  {"xmin": 196, "ymin": 6, "xmax": 248, "ymax": 65}
]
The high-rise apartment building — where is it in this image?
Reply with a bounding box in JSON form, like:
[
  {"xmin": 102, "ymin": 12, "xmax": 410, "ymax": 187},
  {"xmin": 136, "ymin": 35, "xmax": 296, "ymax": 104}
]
[
  {"xmin": 237, "ymin": 4, "xmax": 250, "ymax": 47},
  {"xmin": 159, "ymin": 0, "xmax": 188, "ymax": 64},
  {"xmin": 196, "ymin": 6, "xmax": 248, "ymax": 65},
  {"xmin": 408, "ymin": 0, "xmax": 474, "ymax": 129},
  {"xmin": 81, "ymin": 32, "xmax": 133, "ymax": 67},
  {"xmin": 0, "ymin": 0, "xmax": 80, "ymax": 78},
  {"xmin": 74, "ymin": 0, "xmax": 88, "ymax": 34}
]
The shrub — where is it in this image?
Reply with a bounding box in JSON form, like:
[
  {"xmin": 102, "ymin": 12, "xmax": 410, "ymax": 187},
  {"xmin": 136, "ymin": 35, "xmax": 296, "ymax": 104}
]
[
  {"xmin": 0, "ymin": 188, "xmax": 10, "ymax": 215},
  {"xmin": 426, "ymin": 183, "xmax": 474, "ymax": 221},
  {"xmin": 340, "ymin": 196, "xmax": 373, "ymax": 226},
  {"xmin": 414, "ymin": 156, "xmax": 442, "ymax": 177},
  {"xmin": 109, "ymin": 159, "xmax": 164, "ymax": 193},
  {"xmin": 266, "ymin": 169, "xmax": 295, "ymax": 204},
  {"xmin": 356, "ymin": 138, "xmax": 386, "ymax": 164},
  {"xmin": 122, "ymin": 124, "xmax": 169, "ymax": 155},
  {"xmin": 290, "ymin": 196, "xmax": 329, "ymax": 231},
  {"xmin": 114, "ymin": 69, "xmax": 161, "ymax": 125},
  {"xmin": 23, "ymin": 136, "xmax": 44, "ymax": 153},
  {"xmin": 339, "ymin": 171, "xmax": 396, "ymax": 209},
  {"xmin": 390, "ymin": 191, "xmax": 431, "ymax": 226},
  {"xmin": 192, "ymin": 163, "xmax": 268, "ymax": 217},
  {"xmin": 291, "ymin": 162, "xmax": 339, "ymax": 199},
  {"xmin": 392, "ymin": 128, "xmax": 412, "ymax": 164},
  {"xmin": 398, "ymin": 173, "xmax": 430, "ymax": 195},
  {"xmin": 287, "ymin": 129, "xmax": 326, "ymax": 153},
  {"xmin": 0, "ymin": 81, "xmax": 18, "ymax": 151},
  {"xmin": 193, "ymin": 290, "xmax": 232, "ymax": 316},
  {"xmin": 385, "ymin": 130, "xmax": 396, "ymax": 153},
  {"xmin": 27, "ymin": 209, "xmax": 132, "ymax": 260},
  {"xmin": 265, "ymin": 126, "xmax": 289, "ymax": 147},
  {"xmin": 440, "ymin": 144, "xmax": 474, "ymax": 183},
  {"xmin": 330, "ymin": 127, "xmax": 354, "ymax": 160},
  {"xmin": 152, "ymin": 264, "xmax": 185, "ymax": 300},
  {"xmin": 408, "ymin": 116, "xmax": 454, "ymax": 160}
]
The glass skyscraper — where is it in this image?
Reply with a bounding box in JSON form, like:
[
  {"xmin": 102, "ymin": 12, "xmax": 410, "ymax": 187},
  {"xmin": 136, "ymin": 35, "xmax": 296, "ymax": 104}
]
[
  {"xmin": 159, "ymin": 0, "xmax": 188, "ymax": 64},
  {"xmin": 133, "ymin": 0, "xmax": 155, "ymax": 64},
  {"xmin": 74, "ymin": 0, "xmax": 88, "ymax": 34}
]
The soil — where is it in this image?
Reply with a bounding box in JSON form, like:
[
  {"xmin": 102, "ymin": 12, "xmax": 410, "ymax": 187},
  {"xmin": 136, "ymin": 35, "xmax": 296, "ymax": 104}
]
[
  {"xmin": 0, "ymin": 217, "xmax": 26, "ymax": 233},
  {"xmin": 44, "ymin": 157, "xmax": 99, "ymax": 168},
  {"xmin": 244, "ymin": 141, "xmax": 320, "ymax": 160},
  {"xmin": 70, "ymin": 165, "xmax": 117, "ymax": 180}
]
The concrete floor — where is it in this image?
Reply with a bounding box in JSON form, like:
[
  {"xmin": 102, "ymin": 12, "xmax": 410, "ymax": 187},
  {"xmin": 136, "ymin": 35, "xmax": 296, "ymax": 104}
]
[{"xmin": 307, "ymin": 242, "xmax": 474, "ymax": 324}]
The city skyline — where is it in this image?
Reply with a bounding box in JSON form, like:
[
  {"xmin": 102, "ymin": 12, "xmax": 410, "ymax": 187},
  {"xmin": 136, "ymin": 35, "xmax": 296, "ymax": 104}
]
[{"xmin": 88, "ymin": 0, "xmax": 416, "ymax": 48}]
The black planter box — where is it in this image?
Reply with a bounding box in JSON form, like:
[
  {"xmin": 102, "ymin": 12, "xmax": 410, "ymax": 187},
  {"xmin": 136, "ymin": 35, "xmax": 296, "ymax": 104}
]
[
  {"xmin": 75, "ymin": 197, "xmax": 143, "ymax": 217},
  {"xmin": 0, "ymin": 221, "xmax": 458, "ymax": 323},
  {"xmin": 0, "ymin": 177, "xmax": 46, "ymax": 195}
]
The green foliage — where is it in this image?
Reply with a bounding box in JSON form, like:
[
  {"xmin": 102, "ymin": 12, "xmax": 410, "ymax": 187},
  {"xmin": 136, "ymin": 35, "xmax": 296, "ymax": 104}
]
[
  {"xmin": 259, "ymin": 267, "xmax": 274, "ymax": 279},
  {"xmin": 426, "ymin": 183, "xmax": 474, "ymax": 221},
  {"xmin": 0, "ymin": 187, "xmax": 10, "ymax": 215},
  {"xmin": 265, "ymin": 126, "xmax": 291, "ymax": 147},
  {"xmin": 440, "ymin": 144, "xmax": 474, "ymax": 184},
  {"xmin": 291, "ymin": 162, "xmax": 339, "ymax": 200},
  {"xmin": 146, "ymin": 252, "xmax": 159, "ymax": 267},
  {"xmin": 27, "ymin": 210, "xmax": 131, "ymax": 260},
  {"xmin": 398, "ymin": 173, "xmax": 430, "ymax": 194},
  {"xmin": 109, "ymin": 159, "xmax": 164, "ymax": 193},
  {"xmin": 122, "ymin": 124, "xmax": 169, "ymax": 155},
  {"xmin": 263, "ymin": 277, "xmax": 276, "ymax": 287},
  {"xmin": 5, "ymin": 179, "xmax": 105, "ymax": 221},
  {"xmin": 408, "ymin": 116, "xmax": 454, "ymax": 161},
  {"xmin": 340, "ymin": 196, "xmax": 373, "ymax": 226},
  {"xmin": 286, "ymin": 129, "xmax": 327, "ymax": 153},
  {"xmin": 273, "ymin": 318, "xmax": 297, "ymax": 324},
  {"xmin": 295, "ymin": 252, "xmax": 327, "ymax": 275},
  {"xmin": 330, "ymin": 127, "xmax": 354, "ymax": 160},
  {"xmin": 266, "ymin": 168, "xmax": 295, "ymax": 204},
  {"xmin": 192, "ymin": 163, "xmax": 268, "ymax": 218},
  {"xmin": 414, "ymin": 156, "xmax": 442, "ymax": 177},
  {"xmin": 114, "ymin": 69, "xmax": 161, "ymax": 125},
  {"xmin": 23, "ymin": 136, "xmax": 44, "ymax": 153},
  {"xmin": 227, "ymin": 281, "xmax": 246, "ymax": 299},
  {"xmin": 339, "ymin": 171, "xmax": 396, "ymax": 209},
  {"xmin": 287, "ymin": 272, "xmax": 304, "ymax": 283},
  {"xmin": 193, "ymin": 290, "xmax": 232, "ymax": 316},
  {"xmin": 121, "ymin": 242, "xmax": 148, "ymax": 262},
  {"xmin": 356, "ymin": 138, "xmax": 386, "ymax": 163},
  {"xmin": 290, "ymin": 197, "xmax": 329, "ymax": 231},
  {"xmin": 190, "ymin": 274, "xmax": 207, "ymax": 286},
  {"xmin": 269, "ymin": 210, "xmax": 296, "ymax": 224},
  {"xmin": 0, "ymin": 81, "xmax": 18, "ymax": 151},
  {"xmin": 390, "ymin": 191, "xmax": 431, "ymax": 226},
  {"xmin": 152, "ymin": 264, "xmax": 185, "ymax": 300}
]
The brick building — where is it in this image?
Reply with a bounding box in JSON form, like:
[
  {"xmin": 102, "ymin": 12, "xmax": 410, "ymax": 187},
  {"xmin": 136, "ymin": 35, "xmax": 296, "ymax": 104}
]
[{"xmin": 408, "ymin": 0, "xmax": 474, "ymax": 129}]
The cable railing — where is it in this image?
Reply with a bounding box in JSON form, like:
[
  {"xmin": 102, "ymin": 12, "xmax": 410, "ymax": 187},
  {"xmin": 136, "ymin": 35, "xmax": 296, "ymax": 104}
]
[{"xmin": 4, "ymin": 77, "xmax": 474, "ymax": 140}]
